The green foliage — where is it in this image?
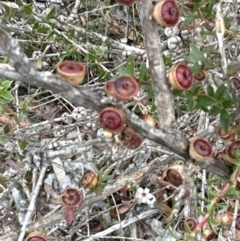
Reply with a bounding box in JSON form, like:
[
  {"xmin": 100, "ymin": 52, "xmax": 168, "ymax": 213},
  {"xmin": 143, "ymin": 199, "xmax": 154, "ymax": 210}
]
[
  {"xmin": 89, "ymin": 167, "xmax": 113, "ymax": 195},
  {"xmin": 45, "ymin": 7, "xmax": 56, "ymax": 21},
  {"xmin": 119, "ymin": 56, "xmax": 135, "ymax": 76},
  {"xmin": 0, "ymin": 79, "xmax": 13, "ymax": 106},
  {"xmin": 173, "ymin": 83, "xmax": 234, "ymax": 132},
  {"xmin": 23, "ymin": 4, "xmax": 32, "ymax": 15},
  {"xmin": 184, "ymin": 44, "xmax": 214, "ymax": 74},
  {"xmin": 180, "ymin": 15, "xmax": 198, "ymax": 28}
]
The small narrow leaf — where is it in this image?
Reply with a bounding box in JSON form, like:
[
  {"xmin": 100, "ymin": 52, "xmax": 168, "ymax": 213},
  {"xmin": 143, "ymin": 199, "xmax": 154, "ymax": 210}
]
[
  {"xmin": 139, "ymin": 63, "xmax": 149, "ymax": 82},
  {"xmin": 180, "ymin": 15, "xmax": 198, "ymax": 27},
  {"xmin": 197, "ymin": 94, "xmax": 216, "ymax": 107},
  {"xmin": 220, "ymin": 109, "xmax": 231, "ymax": 133},
  {"xmin": 1, "ymin": 80, "xmax": 12, "ymax": 89},
  {"xmin": 36, "ymin": 26, "xmax": 50, "ymax": 34},
  {"xmin": 186, "ymin": 99, "xmax": 197, "ymax": 112},
  {"xmin": 227, "ymin": 63, "xmax": 240, "ymax": 76},
  {"xmin": 207, "ymin": 85, "xmax": 214, "ymax": 97},
  {"xmin": 0, "ymin": 90, "xmax": 13, "ymax": 100},
  {"xmin": 215, "ymin": 84, "xmax": 228, "ymax": 99},
  {"xmin": 23, "ymin": 5, "xmax": 32, "ymax": 15},
  {"xmin": 190, "ymin": 44, "xmax": 204, "ymax": 62},
  {"xmin": 125, "ymin": 56, "xmax": 135, "ymax": 76},
  {"xmin": 45, "ymin": 6, "xmax": 56, "ymax": 21}
]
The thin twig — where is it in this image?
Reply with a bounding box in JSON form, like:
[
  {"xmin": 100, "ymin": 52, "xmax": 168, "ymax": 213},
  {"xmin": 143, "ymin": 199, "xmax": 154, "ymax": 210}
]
[
  {"xmin": 18, "ymin": 166, "xmax": 48, "ymax": 241},
  {"xmin": 82, "ymin": 209, "xmax": 159, "ymax": 241}
]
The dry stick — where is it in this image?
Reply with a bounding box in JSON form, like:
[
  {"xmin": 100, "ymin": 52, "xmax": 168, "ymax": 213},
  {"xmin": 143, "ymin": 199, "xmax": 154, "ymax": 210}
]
[
  {"xmin": 0, "ymin": 26, "xmax": 232, "ymax": 179},
  {"xmin": 71, "ymin": 0, "xmax": 80, "ymax": 14},
  {"xmin": 136, "ymin": 0, "xmax": 175, "ymax": 129},
  {"xmin": 229, "ymin": 199, "xmax": 239, "ymax": 241},
  {"xmin": 215, "ymin": 2, "xmax": 227, "ymax": 74},
  {"xmin": 66, "ymin": 22, "xmax": 146, "ymax": 57},
  {"xmin": 18, "ymin": 166, "xmax": 48, "ymax": 241},
  {"xmin": 82, "ymin": 209, "xmax": 159, "ymax": 241}
]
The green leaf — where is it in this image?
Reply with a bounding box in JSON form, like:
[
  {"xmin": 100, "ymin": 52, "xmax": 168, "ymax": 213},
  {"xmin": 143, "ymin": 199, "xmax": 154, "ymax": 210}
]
[
  {"xmin": 197, "ymin": 94, "xmax": 216, "ymax": 107},
  {"xmin": 98, "ymin": 70, "xmax": 110, "ymax": 82},
  {"xmin": 125, "ymin": 56, "xmax": 135, "ymax": 76},
  {"xmin": 20, "ymin": 140, "xmax": 28, "ymax": 150},
  {"xmin": 163, "ymin": 55, "xmax": 173, "ymax": 67},
  {"xmin": 143, "ymin": 85, "xmax": 155, "ymax": 98},
  {"xmin": 139, "ymin": 63, "xmax": 149, "ymax": 82},
  {"xmin": 191, "ymin": 85, "xmax": 202, "ymax": 96},
  {"xmin": 36, "ymin": 26, "xmax": 50, "ymax": 34},
  {"xmin": 235, "ymin": 149, "xmax": 240, "ymax": 163},
  {"xmin": 208, "ymin": 106, "xmax": 222, "ymax": 115},
  {"xmin": 203, "ymin": 59, "xmax": 215, "ymax": 70},
  {"xmin": 172, "ymin": 88, "xmax": 185, "ymax": 97},
  {"xmin": 16, "ymin": 0, "xmax": 24, "ymax": 7},
  {"xmin": 208, "ymin": 217, "xmax": 220, "ymax": 226},
  {"xmin": 180, "ymin": 15, "xmax": 198, "ymax": 27},
  {"xmin": 0, "ymin": 90, "xmax": 13, "ymax": 100},
  {"xmin": 215, "ymin": 84, "xmax": 228, "ymax": 99},
  {"xmin": 0, "ymin": 98, "xmax": 9, "ymax": 106},
  {"xmin": 0, "ymin": 80, "xmax": 12, "ymax": 89},
  {"xmin": 191, "ymin": 65, "xmax": 204, "ymax": 74},
  {"xmin": 183, "ymin": 56, "xmax": 198, "ymax": 65},
  {"xmin": 23, "ymin": 5, "xmax": 32, "ymax": 15},
  {"xmin": 94, "ymin": 183, "xmax": 103, "ymax": 195},
  {"xmin": 190, "ymin": 44, "xmax": 204, "ymax": 62},
  {"xmin": 119, "ymin": 66, "xmax": 132, "ymax": 76},
  {"xmin": 207, "ymin": 85, "xmax": 214, "ymax": 97},
  {"xmin": 227, "ymin": 63, "xmax": 240, "ymax": 76},
  {"xmin": 205, "ymin": 3, "xmax": 215, "ymax": 18},
  {"xmin": 193, "ymin": 0, "xmax": 202, "ymax": 10},
  {"xmin": 3, "ymin": 5, "xmax": 14, "ymax": 20},
  {"xmin": 220, "ymin": 109, "xmax": 231, "ymax": 133},
  {"xmin": 45, "ymin": 7, "xmax": 56, "ymax": 21},
  {"xmin": 205, "ymin": 45, "xmax": 215, "ymax": 56},
  {"xmin": 222, "ymin": 100, "xmax": 233, "ymax": 109},
  {"xmin": 222, "ymin": 89, "xmax": 233, "ymax": 102},
  {"xmin": 66, "ymin": 47, "xmax": 77, "ymax": 57},
  {"xmin": 33, "ymin": 22, "xmax": 39, "ymax": 29},
  {"xmin": 186, "ymin": 99, "xmax": 197, "ymax": 112}
]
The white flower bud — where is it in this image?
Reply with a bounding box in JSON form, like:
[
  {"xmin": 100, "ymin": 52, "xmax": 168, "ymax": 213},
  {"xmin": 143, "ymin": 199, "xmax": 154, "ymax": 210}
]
[
  {"xmin": 32, "ymin": 50, "xmax": 42, "ymax": 59},
  {"xmin": 61, "ymin": 112, "xmax": 73, "ymax": 124},
  {"xmin": 167, "ymin": 36, "xmax": 182, "ymax": 52},
  {"xmin": 48, "ymin": 141, "xmax": 60, "ymax": 150},
  {"xmin": 72, "ymin": 107, "xmax": 87, "ymax": 121},
  {"xmin": 180, "ymin": 30, "xmax": 191, "ymax": 41},
  {"xmin": 83, "ymin": 122, "xmax": 97, "ymax": 132},
  {"xmin": 53, "ymin": 125, "xmax": 65, "ymax": 137},
  {"xmin": 164, "ymin": 26, "xmax": 180, "ymax": 37}
]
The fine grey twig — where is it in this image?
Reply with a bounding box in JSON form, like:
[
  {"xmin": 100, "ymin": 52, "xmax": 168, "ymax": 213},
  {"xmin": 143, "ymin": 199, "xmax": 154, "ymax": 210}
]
[
  {"xmin": 18, "ymin": 166, "xmax": 48, "ymax": 241},
  {"xmin": 82, "ymin": 209, "xmax": 159, "ymax": 241}
]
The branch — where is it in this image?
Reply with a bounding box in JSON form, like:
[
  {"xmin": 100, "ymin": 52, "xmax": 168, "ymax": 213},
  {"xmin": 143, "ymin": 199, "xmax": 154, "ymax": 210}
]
[
  {"xmin": 136, "ymin": 0, "xmax": 175, "ymax": 128},
  {"xmin": 0, "ymin": 26, "xmax": 232, "ymax": 179}
]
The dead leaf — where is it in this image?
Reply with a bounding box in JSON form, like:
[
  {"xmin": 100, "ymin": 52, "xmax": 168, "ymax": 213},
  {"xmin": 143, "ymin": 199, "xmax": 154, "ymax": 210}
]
[{"xmin": 0, "ymin": 115, "xmax": 30, "ymax": 130}]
